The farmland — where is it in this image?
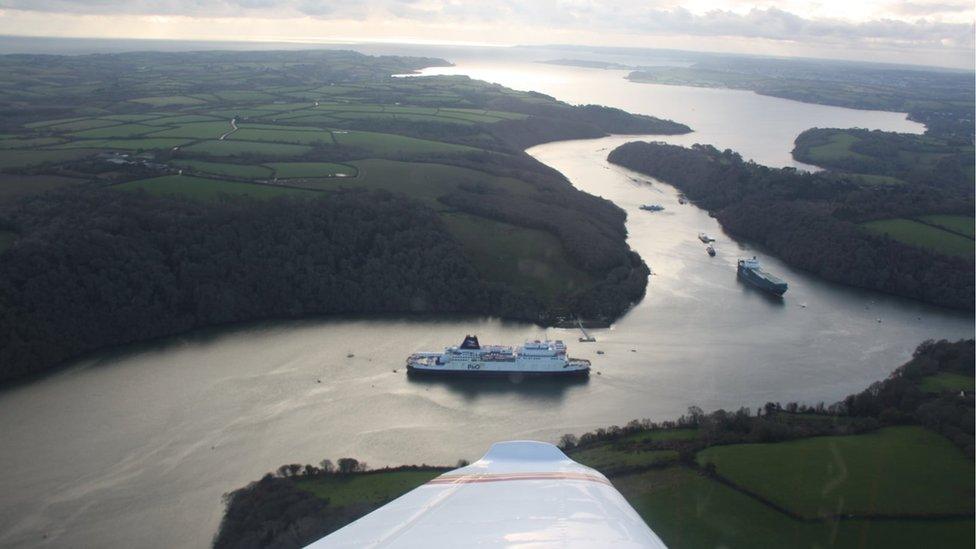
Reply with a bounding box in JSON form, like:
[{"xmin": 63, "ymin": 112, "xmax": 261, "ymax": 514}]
[
  {"xmin": 0, "ymin": 48, "xmax": 687, "ymax": 382},
  {"xmin": 696, "ymin": 426, "xmax": 974, "ymax": 518},
  {"xmin": 862, "ymin": 218, "xmax": 974, "ymax": 258},
  {"xmin": 218, "ymin": 340, "xmax": 976, "ymax": 549},
  {"xmin": 115, "ymin": 175, "xmax": 320, "ymax": 200}
]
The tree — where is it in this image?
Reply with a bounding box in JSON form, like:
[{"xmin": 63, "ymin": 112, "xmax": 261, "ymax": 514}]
[{"xmin": 337, "ymin": 458, "xmax": 360, "ymax": 474}]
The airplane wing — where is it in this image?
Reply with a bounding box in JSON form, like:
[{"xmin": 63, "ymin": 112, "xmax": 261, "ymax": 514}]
[{"xmin": 306, "ymin": 440, "xmax": 667, "ymax": 548}]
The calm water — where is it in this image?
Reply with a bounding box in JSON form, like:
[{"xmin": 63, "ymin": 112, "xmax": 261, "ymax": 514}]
[{"xmin": 0, "ymin": 60, "xmax": 968, "ymax": 548}]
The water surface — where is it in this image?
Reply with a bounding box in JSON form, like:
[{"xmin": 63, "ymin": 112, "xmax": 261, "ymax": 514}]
[{"xmin": 0, "ymin": 59, "xmax": 965, "ymax": 549}]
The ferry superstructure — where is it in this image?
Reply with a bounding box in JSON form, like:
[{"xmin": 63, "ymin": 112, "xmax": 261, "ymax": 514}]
[{"xmin": 407, "ymin": 336, "xmax": 590, "ymax": 376}]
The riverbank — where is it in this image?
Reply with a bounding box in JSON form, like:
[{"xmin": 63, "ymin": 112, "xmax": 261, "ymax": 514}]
[{"xmin": 214, "ymin": 339, "xmax": 974, "ymax": 548}]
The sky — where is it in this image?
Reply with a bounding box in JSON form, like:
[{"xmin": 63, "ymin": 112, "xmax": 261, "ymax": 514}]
[{"xmin": 0, "ymin": 1, "xmax": 973, "ymax": 69}]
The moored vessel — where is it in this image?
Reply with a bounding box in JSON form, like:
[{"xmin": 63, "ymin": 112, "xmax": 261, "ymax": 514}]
[
  {"xmin": 737, "ymin": 257, "xmax": 788, "ymax": 296},
  {"xmin": 407, "ymin": 335, "xmax": 590, "ymax": 377}
]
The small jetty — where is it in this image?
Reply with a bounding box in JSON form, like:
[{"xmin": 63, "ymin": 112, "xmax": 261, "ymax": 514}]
[{"xmin": 577, "ymin": 319, "xmax": 596, "ymax": 343}]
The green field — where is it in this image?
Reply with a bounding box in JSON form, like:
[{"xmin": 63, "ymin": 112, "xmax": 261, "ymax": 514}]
[
  {"xmin": 443, "ymin": 212, "xmax": 594, "ymax": 299},
  {"xmin": 697, "ymin": 426, "xmax": 974, "ymax": 518},
  {"xmin": 181, "ymin": 140, "xmax": 311, "ymax": 157},
  {"xmin": 144, "ymin": 114, "xmax": 222, "ymax": 126},
  {"xmin": 41, "ymin": 118, "xmax": 121, "ymax": 132},
  {"xmin": 571, "ymin": 447, "xmax": 678, "ymax": 471},
  {"xmin": 616, "ymin": 467, "xmax": 974, "ymax": 549},
  {"xmin": 70, "ymin": 123, "xmax": 159, "ymax": 139},
  {"xmin": 146, "ymin": 121, "xmax": 234, "ymax": 139},
  {"xmin": 862, "ymin": 218, "xmax": 974, "ymax": 258},
  {"xmin": 295, "ymin": 471, "xmax": 442, "ymax": 507},
  {"xmin": 617, "ymin": 428, "xmax": 700, "ymax": 444},
  {"xmin": 173, "ymin": 160, "xmax": 273, "ymax": 179},
  {"xmin": 0, "ymin": 137, "xmax": 65, "ymax": 149},
  {"xmin": 229, "ymin": 127, "xmax": 334, "ymax": 145},
  {"xmin": 0, "ymin": 230, "xmax": 16, "ymax": 253},
  {"xmin": 284, "ymin": 159, "xmax": 533, "ymax": 205},
  {"xmin": 130, "ymin": 95, "xmax": 207, "ymax": 107},
  {"xmin": 0, "ymin": 149, "xmax": 103, "ymax": 169},
  {"xmin": 0, "ymin": 174, "xmax": 83, "ymax": 204},
  {"xmin": 918, "ymin": 215, "xmax": 975, "ymax": 238},
  {"xmin": 266, "ymin": 162, "xmax": 358, "ymax": 178},
  {"xmin": 803, "ymin": 132, "xmax": 871, "ymax": 164},
  {"xmin": 333, "ymin": 130, "xmax": 476, "ymax": 156},
  {"xmin": 919, "ymin": 372, "xmax": 974, "ymax": 394},
  {"xmin": 52, "ymin": 138, "xmax": 191, "ymax": 151},
  {"xmin": 115, "ymin": 175, "xmax": 319, "ymax": 200}
]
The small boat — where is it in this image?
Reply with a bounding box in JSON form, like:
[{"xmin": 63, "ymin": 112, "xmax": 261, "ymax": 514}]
[
  {"xmin": 678, "ymin": 196, "xmax": 687, "ymax": 204},
  {"xmin": 698, "ymin": 232, "xmax": 714, "ymax": 243},
  {"xmin": 639, "ymin": 204, "xmax": 664, "ymax": 212},
  {"xmin": 706, "ymin": 245, "xmax": 716, "ymax": 257}
]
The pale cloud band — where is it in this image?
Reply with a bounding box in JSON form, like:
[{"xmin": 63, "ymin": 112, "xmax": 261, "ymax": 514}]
[{"xmin": 0, "ymin": 1, "xmax": 973, "ymax": 68}]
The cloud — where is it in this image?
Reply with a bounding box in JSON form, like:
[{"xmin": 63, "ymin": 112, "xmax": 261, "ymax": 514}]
[{"xmin": 0, "ymin": 0, "xmax": 972, "ymax": 51}]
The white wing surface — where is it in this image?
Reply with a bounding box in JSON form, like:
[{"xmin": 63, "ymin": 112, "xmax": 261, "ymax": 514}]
[{"xmin": 307, "ymin": 440, "xmax": 667, "ymax": 548}]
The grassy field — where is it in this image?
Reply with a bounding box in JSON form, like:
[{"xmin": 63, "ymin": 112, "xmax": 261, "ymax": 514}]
[
  {"xmin": 266, "ymin": 162, "xmax": 358, "ymax": 178},
  {"xmin": 0, "ymin": 174, "xmax": 84, "ymax": 204},
  {"xmin": 70, "ymin": 123, "xmax": 158, "ymax": 139},
  {"xmin": 51, "ymin": 138, "xmax": 191, "ymax": 151},
  {"xmin": 229, "ymin": 127, "xmax": 335, "ymax": 145},
  {"xmin": 442, "ymin": 212, "xmax": 594, "ymax": 300},
  {"xmin": 115, "ymin": 175, "xmax": 319, "ymax": 200},
  {"xmin": 130, "ymin": 95, "xmax": 206, "ymax": 107},
  {"xmin": 919, "ymin": 372, "xmax": 974, "ymax": 394},
  {"xmin": 173, "ymin": 160, "xmax": 273, "ymax": 179},
  {"xmin": 571, "ymin": 447, "xmax": 678, "ymax": 471},
  {"xmin": 295, "ymin": 471, "xmax": 443, "ymax": 507},
  {"xmin": 0, "ymin": 230, "xmax": 16, "ymax": 253},
  {"xmin": 0, "ymin": 149, "xmax": 103, "ymax": 169},
  {"xmin": 618, "ymin": 428, "xmax": 700, "ymax": 444},
  {"xmin": 286, "ymin": 159, "xmax": 533, "ymax": 205},
  {"xmin": 333, "ymin": 130, "xmax": 477, "ymax": 156},
  {"xmin": 802, "ymin": 132, "xmax": 871, "ymax": 164},
  {"xmin": 918, "ymin": 214, "xmax": 975, "ymax": 238},
  {"xmin": 862, "ymin": 218, "xmax": 974, "ymax": 258},
  {"xmin": 697, "ymin": 426, "xmax": 974, "ymax": 518},
  {"xmin": 146, "ymin": 121, "xmax": 234, "ymax": 139},
  {"xmin": 616, "ymin": 467, "xmax": 974, "ymax": 549},
  {"xmin": 181, "ymin": 140, "xmax": 311, "ymax": 157}
]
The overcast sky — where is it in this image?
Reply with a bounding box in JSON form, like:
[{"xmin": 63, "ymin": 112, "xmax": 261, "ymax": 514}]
[{"xmin": 0, "ymin": 1, "xmax": 972, "ymax": 68}]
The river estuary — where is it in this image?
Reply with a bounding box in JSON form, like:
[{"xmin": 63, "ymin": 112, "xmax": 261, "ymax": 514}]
[{"xmin": 0, "ymin": 56, "xmax": 971, "ymax": 548}]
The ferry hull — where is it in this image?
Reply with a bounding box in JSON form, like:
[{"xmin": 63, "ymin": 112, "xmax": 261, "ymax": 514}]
[
  {"xmin": 407, "ymin": 365, "xmax": 590, "ymax": 377},
  {"xmin": 738, "ymin": 268, "xmax": 788, "ymax": 296}
]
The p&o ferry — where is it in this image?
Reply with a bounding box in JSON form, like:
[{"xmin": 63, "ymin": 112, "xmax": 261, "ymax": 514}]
[
  {"xmin": 737, "ymin": 257, "xmax": 788, "ymax": 296},
  {"xmin": 407, "ymin": 336, "xmax": 590, "ymax": 377}
]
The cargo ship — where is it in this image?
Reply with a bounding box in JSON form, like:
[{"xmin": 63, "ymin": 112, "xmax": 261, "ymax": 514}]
[
  {"xmin": 737, "ymin": 257, "xmax": 788, "ymax": 296},
  {"xmin": 407, "ymin": 336, "xmax": 590, "ymax": 377}
]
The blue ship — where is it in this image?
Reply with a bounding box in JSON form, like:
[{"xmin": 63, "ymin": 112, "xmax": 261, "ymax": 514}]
[{"xmin": 737, "ymin": 257, "xmax": 788, "ymax": 296}]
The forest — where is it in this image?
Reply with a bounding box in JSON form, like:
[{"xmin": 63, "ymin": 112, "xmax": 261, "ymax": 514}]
[
  {"xmin": 0, "ymin": 187, "xmax": 647, "ymax": 383},
  {"xmin": 793, "ymin": 128, "xmax": 975, "ymax": 194},
  {"xmin": 607, "ymin": 141, "xmax": 974, "ymax": 309}
]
